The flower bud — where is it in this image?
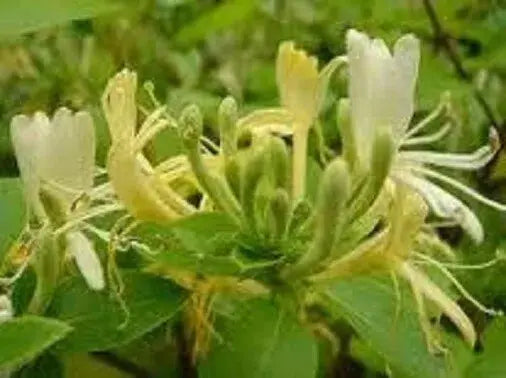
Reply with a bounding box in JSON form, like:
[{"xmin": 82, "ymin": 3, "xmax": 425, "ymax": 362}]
[
  {"xmin": 241, "ymin": 148, "xmax": 266, "ymax": 229},
  {"xmin": 337, "ymin": 98, "xmax": 357, "ymax": 170},
  {"xmin": 267, "ymin": 137, "xmax": 289, "ymax": 189},
  {"xmin": 283, "ymin": 158, "xmax": 351, "ymax": 279},
  {"xmin": 370, "ymin": 126, "xmax": 394, "ymax": 192},
  {"xmin": 179, "ymin": 104, "xmax": 203, "ymax": 150},
  {"xmin": 218, "ymin": 96, "xmax": 238, "ymax": 157},
  {"xmin": 268, "ymin": 188, "xmax": 290, "ymax": 241},
  {"xmin": 224, "ymin": 156, "xmax": 242, "ymax": 201},
  {"xmin": 39, "ymin": 186, "xmax": 68, "ymax": 227},
  {"xmin": 348, "ymin": 126, "xmax": 394, "ymax": 219}
]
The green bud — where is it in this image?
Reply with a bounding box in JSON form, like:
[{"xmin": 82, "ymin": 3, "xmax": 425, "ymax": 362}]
[
  {"xmin": 348, "ymin": 126, "xmax": 394, "ymax": 220},
  {"xmin": 369, "ymin": 126, "xmax": 394, "ymax": 191},
  {"xmin": 241, "ymin": 148, "xmax": 266, "ymax": 230},
  {"xmin": 224, "ymin": 156, "xmax": 242, "ymax": 201},
  {"xmin": 282, "ymin": 158, "xmax": 351, "ymax": 280},
  {"xmin": 267, "ymin": 137, "xmax": 289, "ymax": 189},
  {"xmin": 179, "ymin": 104, "xmax": 203, "ymax": 149},
  {"xmin": 268, "ymin": 188, "xmax": 290, "ymax": 241},
  {"xmin": 337, "ymin": 98, "xmax": 357, "ymax": 170},
  {"xmin": 39, "ymin": 186, "xmax": 68, "ymax": 227},
  {"xmin": 206, "ymin": 173, "xmax": 243, "ymax": 222},
  {"xmin": 218, "ymin": 96, "xmax": 238, "ymax": 156}
]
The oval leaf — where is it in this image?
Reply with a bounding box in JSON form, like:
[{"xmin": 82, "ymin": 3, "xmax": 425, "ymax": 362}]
[
  {"xmin": 199, "ymin": 299, "xmax": 318, "ymax": 378},
  {"xmin": 0, "ymin": 316, "xmax": 71, "ymax": 370},
  {"xmin": 48, "ymin": 271, "xmax": 185, "ymax": 353}
]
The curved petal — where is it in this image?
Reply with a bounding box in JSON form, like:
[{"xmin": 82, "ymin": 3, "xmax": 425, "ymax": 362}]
[
  {"xmin": 397, "ymin": 172, "xmax": 483, "ymax": 243},
  {"xmin": 67, "ymin": 231, "xmax": 104, "ymax": 291},
  {"xmin": 399, "ymin": 262, "xmax": 476, "ymax": 347}
]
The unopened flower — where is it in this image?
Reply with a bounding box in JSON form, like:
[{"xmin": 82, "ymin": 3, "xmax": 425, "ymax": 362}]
[
  {"xmin": 343, "ymin": 29, "xmax": 504, "ymax": 243},
  {"xmin": 10, "ymin": 108, "xmax": 104, "ymax": 290}
]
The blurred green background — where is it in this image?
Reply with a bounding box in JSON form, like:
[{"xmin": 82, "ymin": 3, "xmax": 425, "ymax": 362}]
[{"xmin": 1, "ymin": 0, "xmax": 506, "ymax": 377}]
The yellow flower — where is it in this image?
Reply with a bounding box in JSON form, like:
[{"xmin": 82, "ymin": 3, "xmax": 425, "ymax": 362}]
[
  {"xmin": 102, "ymin": 69, "xmax": 197, "ymax": 222},
  {"xmin": 310, "ymin": 185, "xmax": 496, "ymax": 348}
]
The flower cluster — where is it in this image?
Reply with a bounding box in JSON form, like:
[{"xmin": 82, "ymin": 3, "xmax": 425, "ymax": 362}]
[{"xmin": 6, "ymin": 29, "xmax": 505, "ymax": 353}]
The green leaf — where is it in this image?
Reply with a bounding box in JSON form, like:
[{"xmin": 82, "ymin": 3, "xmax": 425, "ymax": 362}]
[
  {"xmin": 199, "ymin": 299, "xmax": 318, "ymax": 378},
  {"xmin": 0, "ymin": 316, "xmax": 72, "ymax": 370},
  {"xmin": 48, "ymin": 271, "xmax": 185, "ymax": 353},
  {"xmin": 325, "ymin": 275, "xmax": 446, "ymax": 378},
  {"xmin": 135, "ymin": 213, "xmax": 244, "ymax": 276},
  {"xmin": 0, "ymin": 0, "xmax": 122, "ymax": 37},
  {"xmin": 0, "ymin": 178, "xmax": 26, "ymax": 261},
  {"xmin": 173, "ymin": 0, "xmax": 257, "ymax": 46},
  {"xmin": 465, "ymin": 318, "xmax": 506, "ymax": 378}
]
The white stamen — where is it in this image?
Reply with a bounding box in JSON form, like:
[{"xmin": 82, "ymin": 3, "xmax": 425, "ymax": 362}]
[{"xmin": 402, "ymin": 122, "xmax": 452, "ymax": 146}]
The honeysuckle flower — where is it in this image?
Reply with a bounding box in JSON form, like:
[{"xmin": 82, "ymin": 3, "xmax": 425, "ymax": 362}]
[
  {"xmin": 237, "ymin": 42, "xmax": 347, "ymax": 200},
  {"xmin": 10, "ymin": 108, "xmax": 104, "ymax": 290},
  {"xmin": 344, "ymin": 29, "xmax": 504, "ymax": 243},
  {"xmin": 312, "ymin": 185, "xmax": 495, "ymax": 348},
  {"xmin": 102, "ymin": 69, "xmax": 199, "ymax": 222}
]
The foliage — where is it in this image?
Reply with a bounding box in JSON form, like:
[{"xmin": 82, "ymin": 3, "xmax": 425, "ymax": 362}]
[{"xmin": 0, "ymin": 1, "xmax": 506, "ymax": 378}]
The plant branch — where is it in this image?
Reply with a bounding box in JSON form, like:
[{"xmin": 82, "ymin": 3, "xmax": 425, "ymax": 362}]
[{"xmin": 422, "ymin": 0, "xmax": 501, "ymax": 129}]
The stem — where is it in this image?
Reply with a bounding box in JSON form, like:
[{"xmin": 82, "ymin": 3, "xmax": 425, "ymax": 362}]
[{"xmin": 292, "ymin": 127, "xmax": 308, "ymax": 202}]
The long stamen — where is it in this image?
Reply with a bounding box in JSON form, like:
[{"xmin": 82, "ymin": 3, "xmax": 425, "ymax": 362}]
[
  {"xmin": 403, "ymin": 95, "xmax": 449, "ymax": 140},
  {"xmin": 135, "ymin": 119, "xmax": 172, "ymax": 152},
  {"xmin": 54, "ymin": 203, "xmax": 124, "ymax": 236},
  {"xmin": 413, "ymin": 166, "xmax": 506, "ymax": 211},
  {"xmin": 415, "ymin": 255, "xmax": 501, "ymax": 271},
  {"xmin": 137, "ymin": 106, "xmax": 169, "ymax": 136},
  {"xmin": 402, "ymin": 122, "xmax": 452, "ymax": 147},
  {"xmin": 415, "ymin": 252, "xmax": 503, "ymax": 316},
  {"xmin": 200, "ymin": 136, "xmax": 220, "ymax": 153}
]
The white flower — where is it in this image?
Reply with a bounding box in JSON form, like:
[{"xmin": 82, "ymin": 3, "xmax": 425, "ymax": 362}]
[
  {"xmin": 10, "ymin": 108, "xmax": 105, "ymax": 290},
  {"xmin": 346, "ymin": 29, "xmax": 504, "ymax": 243}
]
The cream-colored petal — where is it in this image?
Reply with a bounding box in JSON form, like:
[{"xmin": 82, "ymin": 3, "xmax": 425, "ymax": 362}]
[
  {"xmin": 397, "ymin": 172, "xmax": 483, "ymax": 243},
  {"xmin": 10, "ymin": 112, "xmax": 50, "ymax": 219},
  {"xmin": 67, "ymin": 231, "xmax": 104, "ymax": 291},
  {"xmin": 276, "ymin": 41, "xmax": 319, "ymax": 131},
  {"xmin": 392, "ymin": 34, "xmax": 420, "ymax": 137},
  {"xmin": 102, "ymin": 69, "xmax": 137, "ymax": 143},
  {"xmin": 346, "ymin": 29, "xmax": 376, "ymax": 166},
  {"xmin": 38, "ymin": 108, "xmax": 95, "ymax": 206},
  {"xmin": 399, "ymin": 262, "xmax": 476, "ymax": 347}
]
